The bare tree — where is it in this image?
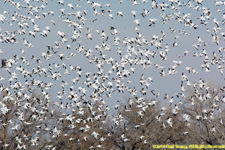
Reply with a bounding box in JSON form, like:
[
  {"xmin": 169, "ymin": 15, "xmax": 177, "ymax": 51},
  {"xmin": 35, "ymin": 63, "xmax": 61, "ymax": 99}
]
[
  {"xmin": 47, "ymin": 101, "xmax": 113, "ymax": 150},
  {"xmin": 108, "ymin": 98, "xmax": 164, "ymax": 150},
  {"xmin": 0, "ymin": 85, "xmax": 54, "ymax": 150},
  {"xmin": 109, "ymin": 97, "xmax": 192, "ymax": 150},
  {"xmin": 181, "ymin": 82, "xmax": 225, "ymax": 145}
]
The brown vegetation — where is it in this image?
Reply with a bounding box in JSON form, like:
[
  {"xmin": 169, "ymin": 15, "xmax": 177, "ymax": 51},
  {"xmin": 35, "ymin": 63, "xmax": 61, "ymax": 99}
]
[{"xmin": 0, "ymin": 83, "xmax": 224, "ymax": 150}]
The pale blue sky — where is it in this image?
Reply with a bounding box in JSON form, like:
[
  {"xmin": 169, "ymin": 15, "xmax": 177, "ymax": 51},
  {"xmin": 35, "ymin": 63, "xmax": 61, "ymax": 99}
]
[{"xmin": 0, "ymin": 0, "xmax": 224, "ymax": 111}]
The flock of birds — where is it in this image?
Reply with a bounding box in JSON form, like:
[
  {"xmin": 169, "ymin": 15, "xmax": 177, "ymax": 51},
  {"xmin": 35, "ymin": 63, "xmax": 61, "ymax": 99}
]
[{"xmin": 0, "ymin": 0, "xmax": 225, "ymax": 148}]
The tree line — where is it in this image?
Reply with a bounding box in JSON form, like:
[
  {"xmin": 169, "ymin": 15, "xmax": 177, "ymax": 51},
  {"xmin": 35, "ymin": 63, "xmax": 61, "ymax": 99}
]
[{"xmin": 0, "ymin": 83, "xmax": 224, "ymax": 150}]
